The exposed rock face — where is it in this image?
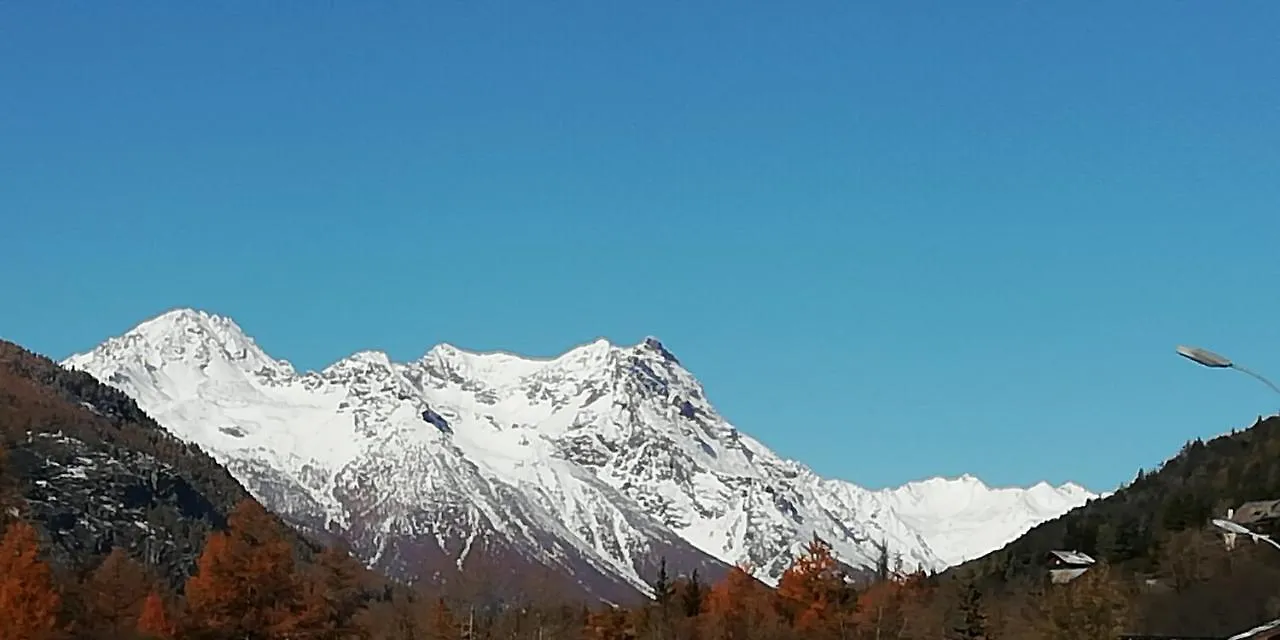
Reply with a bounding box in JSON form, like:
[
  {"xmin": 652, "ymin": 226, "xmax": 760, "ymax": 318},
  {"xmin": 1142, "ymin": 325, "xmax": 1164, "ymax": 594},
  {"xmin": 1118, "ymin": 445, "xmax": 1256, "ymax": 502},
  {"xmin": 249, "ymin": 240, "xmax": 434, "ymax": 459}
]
[
  {"xmin": 0, "ymin": 340, "xmax": 312, "ymax": 588},
  {"xmin": 61, "ymin": 308, "xmax": 1097, "ymax": 601}
]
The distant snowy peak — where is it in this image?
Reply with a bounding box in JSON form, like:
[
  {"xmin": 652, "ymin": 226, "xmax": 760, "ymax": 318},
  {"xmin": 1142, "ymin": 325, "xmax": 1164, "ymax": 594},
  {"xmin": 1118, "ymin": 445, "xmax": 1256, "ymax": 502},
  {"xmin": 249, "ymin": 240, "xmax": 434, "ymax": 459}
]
[
  {"xmin": 880, "ymin": 474, "xmax": 1095, "ymax": 567},
  {"xmin": 888, "ymin": 473, "xmax": 1090, "ymax": 504},
  {"xmin": 70, "ymin": 308, "xmax": 294, "ymax": 378},
  {"xmin": 62, "ymin": 307, "xmax": 1097, "ymax": 590}
]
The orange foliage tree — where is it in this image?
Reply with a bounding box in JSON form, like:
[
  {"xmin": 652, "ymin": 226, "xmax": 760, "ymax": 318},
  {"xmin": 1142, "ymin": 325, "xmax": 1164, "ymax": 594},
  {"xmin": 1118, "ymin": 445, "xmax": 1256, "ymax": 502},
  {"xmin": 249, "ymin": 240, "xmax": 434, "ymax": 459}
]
[
  {"xmin": 701, "ymin": 563, "xmax": 781, "ymax": 640},
  {"xmin": 424, "ymin": 596, "xmax": 460, "ymax": 640},
  {"xmin": 0, "ymin": 520, "xmax": 62, "ymax": 640},
  {"xmin": 136, "ymin": 590, "xmax": 176, "ymax": 639},
  {"xmin": 79, "ymin": 547, "xmax": 153, "ymax": 636},
  {"xmin": 775, "ymin": 535, "xmax": 849, "ymax": 634},
  {"xmin": 583, "ymin": 606, "xmax": 632, "ymax": 640},
  {"xmin": 852, "ymin": 570, "xmax": 933, "ymax": 639},
  {"xmin": 299, "ymin": 544, "xmax": 370, "ymax": 639},
  {"xmin": 183, "ymin": 499, "xmax": 322, "ymax": 639}
]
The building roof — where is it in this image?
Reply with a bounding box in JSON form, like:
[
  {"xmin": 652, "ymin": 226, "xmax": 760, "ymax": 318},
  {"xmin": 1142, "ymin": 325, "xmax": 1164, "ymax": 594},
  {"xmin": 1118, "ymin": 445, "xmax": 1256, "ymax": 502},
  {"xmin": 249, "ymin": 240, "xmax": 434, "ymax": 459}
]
[
  {"xmin": 1047, "ymin": 550, "xmax": 1096, "ymax": 565},
  {"xmin": 1233, "ymin": 499, "xmax": 1280, "ymax": 525}
]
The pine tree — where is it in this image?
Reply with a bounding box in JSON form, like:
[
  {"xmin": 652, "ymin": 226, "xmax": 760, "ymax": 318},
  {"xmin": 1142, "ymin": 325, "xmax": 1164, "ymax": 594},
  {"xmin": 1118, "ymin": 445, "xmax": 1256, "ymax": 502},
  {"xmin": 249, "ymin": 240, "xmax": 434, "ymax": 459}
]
[
  {"xmin": 680, "ymin": 569, "xmax": 704, "ymax": 618},
  {"xmin": 874, "ymin": 537, "xmax": 891, "ymax": 583},
  {"xmin": 649, "ymin": 557, "xmax": 674, "ymax": 639},
  {"xmin": 0, "ymin": 520, "xmax": 62, "ymax": 640},
  {"xmin": 1093, "ymin": 522, "xmax": 1118, "ymax": 562},
  {"xmin": 950, "ymin": 580, "xmax": 988, "ymax": 640},
  {"xmin": 652, "ymin": 557, "xmax": 673, "ymax": 607}
]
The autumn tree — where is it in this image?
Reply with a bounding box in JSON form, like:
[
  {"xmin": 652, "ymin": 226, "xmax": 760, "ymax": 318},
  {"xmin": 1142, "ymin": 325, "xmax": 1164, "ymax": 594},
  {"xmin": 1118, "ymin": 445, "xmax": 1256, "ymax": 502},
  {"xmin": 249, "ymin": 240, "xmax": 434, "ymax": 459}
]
[
  {"xmin": 0, "ymin": 520, "xmax": 62, "ymax": 640},
  {"xmin": 355, "ymin": 588, "xmax": 418, "ymax": 640},
  {"xmin": 424, "ymin": 597, "xmax": 459, "ymax": 640},
  {"xmin": 701, "ymin": 564, "xmax": 783, "ymax": 640},
  {"xmin": 1154, "ymin": 527, "xmax": 1224, "ymax": 594},
  {"xmin": 136, "ymin": 591, "xmax": 176, "ymax": 639},
  {"xmin": 75, "ymin": 547, "xmax": 153, "ymax": 638},
  {"xmin": 853, "ymin": 578, "xmax": 909, "ymax": 640},
  {"xmin": 776, "ymin": 535, "xmax": 847, "ymax": 635},
  {"xmin": 1033, "ymin": 562, "xmax": 1131, "ymax": 640},
  {"xmin": 299, "ymin": 544, "xmax": 371, "ymax": 639},
  {"xmin": 584, "ymin": 606, "xmax": 633, "ymax": 640},
  {"xmin": 182, "ymin": 499, "xmax": 316, "ymax": 639},
  {"xmin": 0, "ymin": 442, "xmax": 21, "ymax": 527}
]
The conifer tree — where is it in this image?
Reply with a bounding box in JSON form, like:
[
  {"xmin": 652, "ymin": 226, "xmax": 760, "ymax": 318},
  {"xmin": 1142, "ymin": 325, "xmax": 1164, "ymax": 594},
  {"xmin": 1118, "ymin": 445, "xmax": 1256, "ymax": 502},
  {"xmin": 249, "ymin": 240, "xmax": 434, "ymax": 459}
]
[
  {"xmin": 679, "ymin": 569, "xmax": 705, "ymax": 618},
  {"xmin": 702, "ymin": 564, "xmax": 778, "ymax": 640},
  {"xmin": 652, "ymin": 557, "xmax": 673, "ymax": 607},
  {"xmin": 950, "ymin": 579, "xmax": 988, "ymax": 640},
  {"xmin": 305, "ymin": 544, "xmax": 370, "ymax": 639},
  {"xmin": 425, "ymin": 597, "xmax": 459, "ymax": 640},
  {"xmin": 650, "ymin": 557, "xmax": 674, "ymax": 639},
  {"xmin": 0, "ymin": 520, "xmax": 62, "ymax": 640},
  {"xmin": 80, "ymin": 547, "xmax": 152, "ymax": 637},
  {"xmin": 136, "ymin": 591, "xmax": 176, "ymax": 639},
  {"xmin": 0, "ymin": 443, "xmax": 20, "ymax": 526},
  {"xmin": 1035, "ymin": 561, "xmax": 1130, "ymax": 640},
  {"xmin": 776, "ymin": 534, "xmax": 843, "ymax": 633},
  {"xmin": 183, "ymin": 499, "xmax": 312, "ymax": 639}
]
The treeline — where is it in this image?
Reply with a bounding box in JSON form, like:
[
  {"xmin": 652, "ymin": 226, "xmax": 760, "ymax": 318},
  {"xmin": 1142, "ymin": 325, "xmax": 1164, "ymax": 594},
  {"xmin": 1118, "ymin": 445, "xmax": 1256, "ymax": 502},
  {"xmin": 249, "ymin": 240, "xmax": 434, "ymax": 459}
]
[
  {"xmin": 3, "ymin": 490, "xmax": 1160, "ymax": 640},
  {"xmin": 5, "ymin": 443, "xmax": 1279, "ymax": 638},
  {"xmin": 964, "ymin": 416, "xmax": 1280, "ymax": 583},
  {"xmin": 5, "ymin": 336, "xmax": 1280, "ymax": 638},
  {"xmin": 952, "ymin": 415, "xmax": 1280, "ymax": 636}
]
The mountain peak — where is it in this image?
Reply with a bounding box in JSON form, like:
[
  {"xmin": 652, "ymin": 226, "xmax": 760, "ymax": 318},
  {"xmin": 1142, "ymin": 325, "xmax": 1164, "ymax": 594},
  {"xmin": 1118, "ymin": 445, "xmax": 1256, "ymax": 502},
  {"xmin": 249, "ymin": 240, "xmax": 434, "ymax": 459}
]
[
  {"xmin": 60, "ymin": 309, "xmax": 1095, "ymax": 593},
  {"xmin": 638, "ymin": 336, "xmax": 679, "ymax": 363},
  {"xmin": 116, "ymin": 307, "xmax": 254, "ymax": 349},
  {"xmin": 136, "ymin": 307, "xmax": 242, "ymax": 335},
  {"xmin": 328, "ymin": 350, "xmax": 393, "ymax": 370},
  {"xmin": 64, "ymin": 307, "xmax": 286, "ymax": 378}
]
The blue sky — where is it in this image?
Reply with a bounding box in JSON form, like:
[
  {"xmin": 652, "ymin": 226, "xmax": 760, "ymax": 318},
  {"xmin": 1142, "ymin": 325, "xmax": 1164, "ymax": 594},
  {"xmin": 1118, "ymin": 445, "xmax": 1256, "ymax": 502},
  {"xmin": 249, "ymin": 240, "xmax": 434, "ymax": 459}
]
[{"xmin": 2, "ymin": 2, "xmax": 1278, "ymax": 493}]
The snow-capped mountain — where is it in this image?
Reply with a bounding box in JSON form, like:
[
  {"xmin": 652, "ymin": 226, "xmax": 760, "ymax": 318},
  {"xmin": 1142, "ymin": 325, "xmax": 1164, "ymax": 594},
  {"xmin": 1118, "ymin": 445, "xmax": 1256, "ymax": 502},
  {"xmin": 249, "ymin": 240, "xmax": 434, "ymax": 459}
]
[{"xmin": 63, "ymin": 309, "xmax": 1095, "ymax": 598}]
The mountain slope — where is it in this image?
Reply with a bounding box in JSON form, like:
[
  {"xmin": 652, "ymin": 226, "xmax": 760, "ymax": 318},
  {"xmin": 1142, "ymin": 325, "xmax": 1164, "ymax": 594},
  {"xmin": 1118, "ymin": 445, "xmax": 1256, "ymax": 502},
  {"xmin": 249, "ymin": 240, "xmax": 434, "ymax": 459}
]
[
  {"xmin": 0, "ymin": 339, "xmax": 321, "ymax": 588},
  {"xmin": 946, "ymin": 414, "xmax": 1280, "ymax": 636},
  {"xmin": 62, "ymin": 308, "xmax": 1094, "ymax": 596}
]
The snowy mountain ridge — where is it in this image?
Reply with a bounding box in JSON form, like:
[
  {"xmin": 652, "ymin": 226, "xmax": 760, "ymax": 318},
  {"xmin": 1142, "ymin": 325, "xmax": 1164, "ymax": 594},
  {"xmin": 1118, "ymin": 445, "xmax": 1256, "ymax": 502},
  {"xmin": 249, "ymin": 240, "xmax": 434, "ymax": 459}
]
[{"xmin": 63, "ymin": 308, "xmax": 1096, "ymax": 595}]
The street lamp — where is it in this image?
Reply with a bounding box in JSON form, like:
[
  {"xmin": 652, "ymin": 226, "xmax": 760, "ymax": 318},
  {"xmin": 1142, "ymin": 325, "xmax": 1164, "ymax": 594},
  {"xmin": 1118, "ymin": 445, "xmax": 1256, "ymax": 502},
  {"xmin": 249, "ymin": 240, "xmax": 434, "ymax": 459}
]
[
  {"xmin": 1211, "ymin": 518, "xmax": 1280, "ymax": 552},
  {"xmin": 1176, "ymin": 345, "xmax": 1280, "ymax": 397}
]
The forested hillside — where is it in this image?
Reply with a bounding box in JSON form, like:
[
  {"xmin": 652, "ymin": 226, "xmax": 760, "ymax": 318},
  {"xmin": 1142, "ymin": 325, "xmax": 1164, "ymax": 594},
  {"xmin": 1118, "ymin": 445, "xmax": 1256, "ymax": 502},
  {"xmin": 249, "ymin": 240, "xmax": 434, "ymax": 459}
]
[
  {"xmin": 0, "ymin": 340, "xmax": 334, "ymax": 584},
  {"xmin": 948, "ymin": 414, "xmax": 1280, "ymax": 636}
]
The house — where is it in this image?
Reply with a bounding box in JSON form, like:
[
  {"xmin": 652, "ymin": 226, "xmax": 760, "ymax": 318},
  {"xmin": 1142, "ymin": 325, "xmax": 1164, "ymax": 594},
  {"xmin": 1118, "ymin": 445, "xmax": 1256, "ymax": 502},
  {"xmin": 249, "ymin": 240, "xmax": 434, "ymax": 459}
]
[
  {"xmin": 1218, "ymin": 500, "xmax": 1280, "ymax": 551},
  {"xmin": 1232, "ymin": 499, "xmax": 1280, "ymax": 526},
  {"xmin": 1046, "ymin": 549, "xmax": 1095, "ymax": 584}
]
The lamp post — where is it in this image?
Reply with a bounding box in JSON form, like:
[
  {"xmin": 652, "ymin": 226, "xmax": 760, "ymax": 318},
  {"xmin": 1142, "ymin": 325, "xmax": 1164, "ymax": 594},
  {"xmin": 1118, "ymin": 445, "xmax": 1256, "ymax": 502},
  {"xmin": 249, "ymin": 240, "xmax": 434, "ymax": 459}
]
[
  {"xmin": 1211, "ymin": 518, "xmax": 1280, "ymax": 552},
  {"xmin": 1176, "ymin": 345, "xmax": 1280, "ymax": 397}
]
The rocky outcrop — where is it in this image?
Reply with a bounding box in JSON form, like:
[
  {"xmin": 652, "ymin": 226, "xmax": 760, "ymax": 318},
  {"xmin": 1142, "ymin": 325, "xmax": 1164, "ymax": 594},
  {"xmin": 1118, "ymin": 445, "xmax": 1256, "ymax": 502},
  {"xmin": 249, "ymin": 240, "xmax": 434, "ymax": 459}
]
[{"xmin": 0, "ymin": 340, "xmax": 318, "ymax": 589}]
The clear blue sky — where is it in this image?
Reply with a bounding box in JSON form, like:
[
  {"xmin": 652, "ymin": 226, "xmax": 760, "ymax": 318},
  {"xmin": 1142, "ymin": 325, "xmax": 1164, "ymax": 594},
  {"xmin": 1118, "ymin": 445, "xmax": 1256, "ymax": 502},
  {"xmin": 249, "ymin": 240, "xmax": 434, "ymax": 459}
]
[{"xmin": 3, "ymin": 2, "xmax": 1278, "ymax": 493}]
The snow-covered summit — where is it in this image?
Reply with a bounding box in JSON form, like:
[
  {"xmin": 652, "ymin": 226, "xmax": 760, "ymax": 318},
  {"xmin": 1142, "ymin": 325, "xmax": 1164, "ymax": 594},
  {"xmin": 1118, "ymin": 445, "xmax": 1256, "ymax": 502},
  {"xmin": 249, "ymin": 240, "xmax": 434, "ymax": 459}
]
[{"xmin": 63, "ymin": 308, "xmax": 1096, "ymax": 593}]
